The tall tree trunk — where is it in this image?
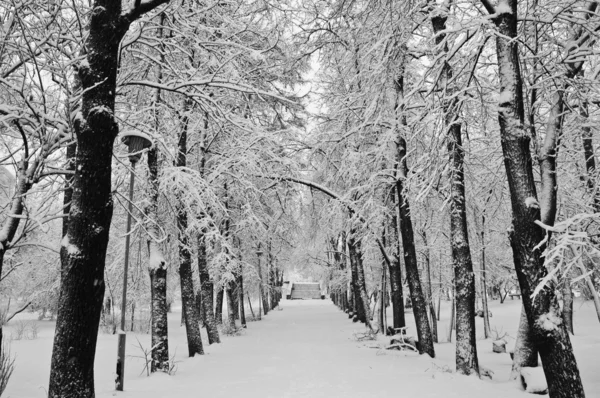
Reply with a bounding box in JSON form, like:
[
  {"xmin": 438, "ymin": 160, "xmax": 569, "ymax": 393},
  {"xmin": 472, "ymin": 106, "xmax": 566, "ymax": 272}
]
[
  {"xmin": 49, "ymin": 3, "xmax": 169, "ymax": 394},
  {"xmin": 347, "ymin": 232, "xmax": 374, "ymax": 331},
  {"xmin": 562, "ymin": 277, "xmax": 574, "ymax": 335},
  {"xmin": 392, "ymin": 45, "xmax": 435, "ymax": 358},
  {"xmin": 198, "ymin": 234, "xmax": 220, "ymax": 343},
  {"xmin": 49, "ymin": 7, "xmax": 121, "ymax": 396},
  {"xmin": 147, "ymin": 19, "xmax": 169, "ymax": 370},
  {"xmin": 430, "ymin": 3, "xmax": 478, "ymax": 375},
  {"xmin": 176, "ymin": 100, "xmax": 203, "ymax": 357},
  {"xmin": 447, "ymin": 123, "xmax": 478, "ymax": 375},
  {"xmin": 215, "ymin": 286, "xmax": 224, "ymax": 325},
  {"xmin": 149, "ymin": 262, "xmax": 168, "ymax": 372},
  {"xmin": 480, "ymin": 209, "xmax": 492, "ymax": 339},
  {"xmin": 238, "ymin": 268, "xmax": 246, "ymax": 328},
  {"xmin": 395, "ymin": 142, "xmax": 435, "ymax": 358},
  {"xmin": 484, "ymin": 2, "xmax": 584, "ymax": 396},
  {"xmin": 388, "ymin": 191, "xmax": 406, "ymax": 330},
  {"xmin": 347, "ymin": 235, "xmax": 366, "ymax": 324},
  {"xmin": 226, "ymin": 283, "xmax": 236, "ymax": 330},
  {"xmin": 510, "ymin": 306, "xmax": 539, "ymax": 380},
  {"xmin": 421, "ymin": 230, "xmax": 438, "ymax": 343}
]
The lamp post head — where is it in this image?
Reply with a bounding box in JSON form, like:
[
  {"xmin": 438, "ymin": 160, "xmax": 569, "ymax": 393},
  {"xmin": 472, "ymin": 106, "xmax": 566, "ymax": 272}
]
[{"xmin": 121, "ymin": 132, "xmax": 152, "ymax": 164}]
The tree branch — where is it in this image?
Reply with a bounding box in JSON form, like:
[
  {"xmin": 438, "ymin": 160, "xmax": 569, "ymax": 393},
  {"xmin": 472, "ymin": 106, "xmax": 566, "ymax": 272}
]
[
  {"xmin": 479, "ymin": 0, "xmax": 496, "ymax": 14},
  {"xmin": 121, "ymin": 0, "xmax": 170, "ymax": 25},
  {"xmin": 5, "ymin": 301, "xmax": 32, "ymax": 323}
]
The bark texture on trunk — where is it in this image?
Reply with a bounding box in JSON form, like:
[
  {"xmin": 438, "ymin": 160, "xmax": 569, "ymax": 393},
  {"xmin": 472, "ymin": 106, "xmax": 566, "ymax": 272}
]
[
  {"xmin": 49, "ymin": 3, "xmax": 169, "ymax": 395},
  {"xmin": 238, "ymin": 270, "xmax": 246, "ymax": 328},
  {"xmin": 147, "ymin": 147, "xmax": 169, "ymax": 372},
  {"xmin": 431, "ymin": 3, "xmax": 478, "ymax": 375},
  {"xmin": 198, "ymin": 235, "xmax": 220, "ymax": 343},
  {"xmin": 489, "ymin": 3, "xmax": 584, "ymax": 396},
  {"xmin": 226, "ymin": 283, "xmax": 237, "ymax": 330},
  {"xmin": 176, "ymin": 102, "xmax": 203, "ymax": 357},
  {"xmin": 480, "ymin": 210, "xmax": 491, "ymax": 339},
  {"xmin": 215, "ymin": 286, "xmax": 224, "ymax": 324},
  {"xmin": 421, "ymin": 230, "xmax": 438, "ymax": 343},
  {"xmin": 395, "ymin": 139, "xmax": 435, "ymax": 358},
  {"xmin": 561, "ymin": 278, "xmax": 574, "ymax": 335},
  {"xmin": 510, "ymin": 306, "xmax": 539, "ymax": 380},
  {"xmin": 347, "ymin": 234, "xmax": 368, "ymax": 325},
  {"xmin": 392, "ymin": 49, "xmax": 435, "ymax": 358},
  {"xmin": 49, "ymin": 5, "xmax": 121, "ymax": 393},
  {"xmin": 389, "ymin": 192, "xmax": 406, "ymax": 330},
  {"xmin": 447, "ymin": 123, "xmax": 478, "ymax": 375}
]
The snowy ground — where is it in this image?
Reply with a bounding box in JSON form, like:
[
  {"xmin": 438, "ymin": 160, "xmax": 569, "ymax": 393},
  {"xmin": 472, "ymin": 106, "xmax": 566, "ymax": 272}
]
[{"xmin": 3, "ymin": 298, "xmax": 599, "ymax": 397}]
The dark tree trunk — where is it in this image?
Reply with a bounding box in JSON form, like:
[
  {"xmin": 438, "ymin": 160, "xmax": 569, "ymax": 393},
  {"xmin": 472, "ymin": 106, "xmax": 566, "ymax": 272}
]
[
  {"xmin": 392, "ymin": 49, "xmax": 435, "ymax": 358},
  {"xmin": 431, "ymin": 3, "xmax": 478, "ymax": 374},
  {"xmin": 562, "ymin": 278, "xmax": 574, "ymax": 335},
  {"xmin": 215, "ymin": 286, "xmax": 224, "ymax": 325},
  {"xmin": 49, "ymin": 3, "xmax": 169, "ymax": 395},
  {"xmin": 421, "ymin": 230, "xmax": 438, "ymax": 343},
  {"xmin": 198, "ymin": 234, "xmax": 220, "ymax": 344},
  {"xmin": 395, "ymin": 139, "xmax": 435, "ymax": 358},
  {"xmin": 62, "ymin": 141, "xmax": 77, "ymax": 238},
  {"xmin": 49, "ymin": 8, "xmax": 121, "ymax": 394},
  {"xmin": 487, "ymin": 2, "xmax": 584, "ymax": 396},
  {"xmin": 480, "ymin": 209, "xmax": 492, "ymax": 339},
  {"xmin": 510, "ymin": 306, "xmax": 539, "ymax": 380},
  {"xmin": 231, "ymin": 279, "xmax": 239, "ymax": 320},
  {"xmin": 388, "ymin": 192, "xmax": 406, "ymax": 330},
  {"xmin": 226, "ymin": 283, "xmax": 237, "ymax": 330},
  {"xmin": 149, "ymin": 264, "xmax": 169, "ymax": 372},
  {"xmin": 447, "ymin": 123, "xmax": 478, "ymax": 375},
  {"xmin": 347, "ymin": 236, "xmax": 366, "ymax": 324},
  {"xmin": 347, "ymin": 232, "xmax": 374, "ymax": 331},
  {"xmin": 176, "ymin": 100, "xmax": 203, "ymax": 357},
  {"xmin": 238, "ymin": 270, "xmax": 246, "ymax": 328}
]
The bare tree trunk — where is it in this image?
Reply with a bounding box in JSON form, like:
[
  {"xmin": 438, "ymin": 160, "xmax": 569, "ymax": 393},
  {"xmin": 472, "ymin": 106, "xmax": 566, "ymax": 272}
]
[
  {"xmin": 480, "ymin": 209, "xmax": 491, "ymax": 339},
  {"xmin": 176, "ymin": 102, "xmax": 203, "ymax": 357},
  {"xmin": 238, "ymin": 263, "xmax": 246, "ymax": 328},
  {"xmin": 430, "ymin": 3, "xmax": 478, "ymax": 375},
  {"xmin": 510, "ymin": 306, "xmax": 539, "ymax": 380},
  {"xmin": 49, "ymin": 6, "xmax": 122, "ymax": 396},
  {"xmin": 247, "ymin": 293, "xmax": 256, "ymax": 319},
  {"xmin": 226, "ymin": 283, "xmax": 236, "ymax": 330},
  {"xmin": 421, "ymin": 230, "xmax": 438, "ymax": 343},
  {"xmin": 378, "ymin": 266, "xmax": 386, "ymax": 334},
  {"xmin": 347, "ymin": 233, "xmax": 369, "ymax": 326},
  {"xmin": 392, "ymin": 47, "xmax": 435, "ymax": 357},
  {"xmin": 198, "ymin": 234, "xmax": 220, "ymax": 343},
  {"xmin": 562, "ymin": 277, "xmax": 574, "ymax": 335},
  {"xmin": 215, "ymin": 286, "xmax": 224, "ymax": 325},
  {"xmin": 484, "ymin": 2, "xmax": 584, "ymax": 395},
  {"xmin": 389, "ymin": 191, "xmax": 406, "ymax": 330}
]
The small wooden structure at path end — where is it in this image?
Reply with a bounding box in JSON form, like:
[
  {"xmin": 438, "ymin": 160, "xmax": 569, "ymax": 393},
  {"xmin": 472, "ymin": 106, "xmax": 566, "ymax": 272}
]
[{"xmin": 289, "ymin": 282, "xmax": 323, "ymax": 300}]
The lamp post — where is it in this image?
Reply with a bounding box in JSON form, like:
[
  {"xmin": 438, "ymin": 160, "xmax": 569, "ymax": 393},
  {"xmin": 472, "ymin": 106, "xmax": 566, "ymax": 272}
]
[
  {"xmin": 256, "ymin": 247, "xmax": 263, "ymax": 321},
  {"xmin": 115, "ymin": 133, "xmax": 151, "ymax": 391}
]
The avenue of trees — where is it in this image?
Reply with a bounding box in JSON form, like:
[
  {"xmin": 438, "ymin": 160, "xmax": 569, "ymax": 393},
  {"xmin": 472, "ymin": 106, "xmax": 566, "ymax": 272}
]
[{"xmin": 1, "ymin": 0, "xmax": 600, "ymax": 398}]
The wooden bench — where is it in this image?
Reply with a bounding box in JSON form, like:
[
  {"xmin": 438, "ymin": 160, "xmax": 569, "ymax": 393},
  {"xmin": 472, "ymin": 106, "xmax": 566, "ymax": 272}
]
[{"xmin": 509, "ymin": 293, "xmax": 521, "ymax": 300}]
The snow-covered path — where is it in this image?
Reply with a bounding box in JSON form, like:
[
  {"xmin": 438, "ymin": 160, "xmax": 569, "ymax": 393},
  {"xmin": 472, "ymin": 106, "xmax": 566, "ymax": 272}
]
[
  {"xmin": 5, "ymin": 299, "xmax": 600, "ymax": 397},
  {"xmin": 103, "ymin": 300, "xmax": 529, "ymax": 398}
]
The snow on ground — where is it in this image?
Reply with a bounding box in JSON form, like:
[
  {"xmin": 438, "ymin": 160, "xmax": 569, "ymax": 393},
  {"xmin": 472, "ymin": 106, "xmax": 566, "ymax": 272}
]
[{"xmin": 3, "ymin": 298, "xmax": 599, "ymax": 397}]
